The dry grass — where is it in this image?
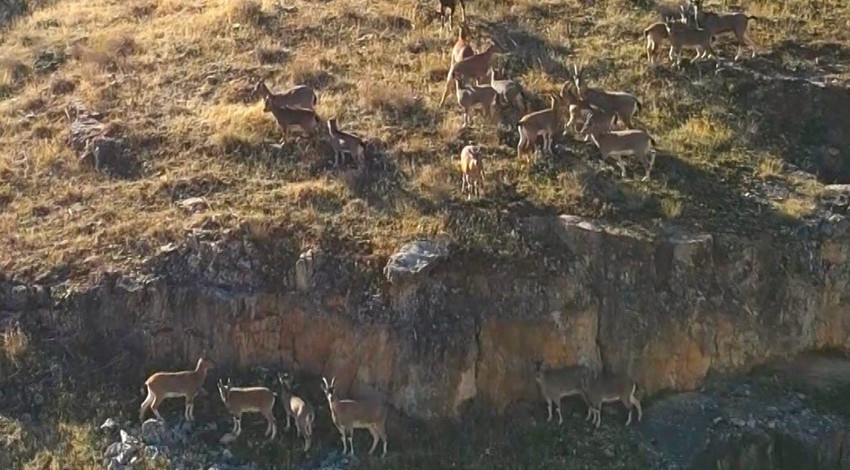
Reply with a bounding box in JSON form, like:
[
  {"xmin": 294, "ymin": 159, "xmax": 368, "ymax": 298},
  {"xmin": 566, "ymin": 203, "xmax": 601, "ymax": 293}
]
[
  {"xmin": 0, "ymin": 0, "xmax": 847, "ymax": 284},
  {"xmin": 1, "ymin": 324, "xmax": 30, "ymax": 369},
  {"xmin": 756, "ymin": 156, "xmax": 785, "ymax": 179}
]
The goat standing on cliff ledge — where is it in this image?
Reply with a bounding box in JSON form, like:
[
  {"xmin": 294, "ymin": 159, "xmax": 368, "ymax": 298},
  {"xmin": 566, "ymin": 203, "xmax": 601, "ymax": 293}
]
[{"xmin": 140, "ymin": 354, "xmax": 214, "ymax": 423}]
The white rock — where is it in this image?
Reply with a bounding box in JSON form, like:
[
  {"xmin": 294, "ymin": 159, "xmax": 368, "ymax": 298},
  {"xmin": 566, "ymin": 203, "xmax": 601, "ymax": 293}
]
[{"xmin": 100, "ymin": 418, "xmax": 119, "ymax": 430}]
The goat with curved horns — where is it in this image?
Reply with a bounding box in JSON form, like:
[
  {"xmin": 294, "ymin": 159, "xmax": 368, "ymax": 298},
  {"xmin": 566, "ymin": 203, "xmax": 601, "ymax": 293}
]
[{"xmin": 321, "ymin": 377, "xmax": 389, "ymax": 457}]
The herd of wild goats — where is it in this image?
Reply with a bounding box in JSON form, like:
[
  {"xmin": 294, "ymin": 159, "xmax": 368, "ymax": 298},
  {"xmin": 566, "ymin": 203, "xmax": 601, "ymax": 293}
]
[
  {"xmin": 137, "ymin": 0, "xmax": 761, "ymax": 457},
  {"xmin": 255, "ymin": 0, "xmax": 759, "ymax": 200}
]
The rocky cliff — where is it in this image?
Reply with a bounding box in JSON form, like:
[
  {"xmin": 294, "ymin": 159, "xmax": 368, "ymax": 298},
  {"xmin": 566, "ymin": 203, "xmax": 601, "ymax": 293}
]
[{"xmin": 4, "ymin": 214, "xmax": 850, "ymax": 419}]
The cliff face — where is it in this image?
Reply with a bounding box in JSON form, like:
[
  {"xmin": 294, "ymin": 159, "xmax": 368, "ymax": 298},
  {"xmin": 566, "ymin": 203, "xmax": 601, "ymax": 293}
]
[{"xmin": 6, "ymin": 215, "xmax": 850, "ymax": 419}]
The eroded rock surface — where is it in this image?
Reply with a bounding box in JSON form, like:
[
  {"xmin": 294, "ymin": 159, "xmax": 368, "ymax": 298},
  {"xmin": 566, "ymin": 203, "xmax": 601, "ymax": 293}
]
[{"xmin": 5, "ymin": 213, "xmax": 850, "ymax": 419}]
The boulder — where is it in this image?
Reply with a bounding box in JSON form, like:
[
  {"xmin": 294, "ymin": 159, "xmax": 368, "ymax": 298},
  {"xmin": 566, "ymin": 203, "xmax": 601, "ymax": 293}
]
[{"xmin": 383, "ymin": 240, "xmax": 448, "ymax": 284}]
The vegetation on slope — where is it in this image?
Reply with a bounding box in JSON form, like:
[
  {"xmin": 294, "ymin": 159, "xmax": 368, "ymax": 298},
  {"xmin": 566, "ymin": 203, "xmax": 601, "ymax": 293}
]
[{"xmin": 1, "ymin": 0, "xmax": 848, "ymax": 286}]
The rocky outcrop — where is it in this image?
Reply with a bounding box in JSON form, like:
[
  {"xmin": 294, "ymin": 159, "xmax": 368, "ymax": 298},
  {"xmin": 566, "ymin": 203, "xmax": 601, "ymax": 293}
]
[{"xmin": 7, "ymin": 213, "xmax": 850, "ymax": 419}]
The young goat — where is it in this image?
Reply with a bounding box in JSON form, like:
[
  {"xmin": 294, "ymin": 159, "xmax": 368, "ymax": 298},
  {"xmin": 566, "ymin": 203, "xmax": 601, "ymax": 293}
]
[
  {"xmin": 451, "ymin": 25, "xmax": 475, "ymax": 64},
  {"xmin": 327, "ymin": 117, "xmax": 366, "ymax": 169},
  {"xmin": 217, "ymin": 378, "xmax": 277, "ymax": 441},
  {"xmin": 581, "ymin": 373, "xmax": 643, "ymax": 429},
  {"xmin": 278, "ymin": 372, "xmax": 315, "ymax": 452},
  {"xmin": 321, "ymin": 377, "xmax": 389, "ymax": 457},
  {"xmin": 140, "ymin": 355, "xmax": 214, "ymax": 423},
  {"xmin": 439, "ymin": 42, "xmax": 504, "ymax": 107},
  {"xmin": 572, "ymin": 64, "xmax": 641, "ymax": 129},
  {"xmin": 516, "ymin": 94, "xmax": 560, "ymax": 161},
  {"xmin": 489, "ymin": 68, "xmax": 527, "ymax": 114},
  {"xmin": 559, "ymin": 81, "xmax": 594, "ymax": 132},
  {"xmin": 263, "ymin": 96, "xmax": 322, "ymax": 143},
  {"xmin": 253, "ymin": 80, "xmax": 317, "ymax": 110},
  {"xmin": 439, "ymin": 0, "xmax": 466, "ymax": 32},
  {"xmin": 534, "ymin": 361, "xmax": 592, "ymax": 425},
  {"xmin": 580, "ymin": 111, "xmax": 657, "ymax": 181},
  {"xmin": 665, "ymin": 19, "xmax": 717, "ymax": 67},
  {"xmin": 454, "ymin": 78, "xmax": 497, "ymax": 127},
  {"xmin": 459, "ymin": 145, "xmax": 485, "ymax": 199},
  {"xmin": 688, "ymin": 0, "xmax": 759, "ymax": 60}
]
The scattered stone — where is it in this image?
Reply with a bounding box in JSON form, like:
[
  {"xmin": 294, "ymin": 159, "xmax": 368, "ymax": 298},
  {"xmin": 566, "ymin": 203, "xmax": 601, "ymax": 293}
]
[
  {"xmin": 219, "ymin": 432, "xmax": 238, "ymax": 445},
  {"xmin": 384, "ymin": 240, "xmax": 448, "ymax": 283},
  {"xmin": 100, "ymin": 418, "xmax": 119, "ymax": 430},
  {"xmin": 730, "ymin": 417, "xmax": 746, "ymax": 427},
  {"xmin": 141, "ymin": 419, "xmax": 172, "ymax": 445},
  {"xmin": 178, "ymin": 197, "xmax": 210, "ymax": 213},
  {"xmin": 120, "ymin": 429, "xmax": 141, "ymax": 447}
]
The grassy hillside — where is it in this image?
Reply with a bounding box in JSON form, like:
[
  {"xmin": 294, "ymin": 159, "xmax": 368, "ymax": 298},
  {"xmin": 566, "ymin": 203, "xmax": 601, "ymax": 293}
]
[{"xmin": 1, "ymin": 0, "xmax": 848, "ymax": 286}]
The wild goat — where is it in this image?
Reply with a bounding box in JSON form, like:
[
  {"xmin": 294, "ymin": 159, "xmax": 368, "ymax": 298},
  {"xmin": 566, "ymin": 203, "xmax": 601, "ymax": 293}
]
[
  {"xmin": 572, "ymin": 64, "xmax": 641, "ymax": 129},
  {"xmin": 516, "ymin": 94, "xmax": 560, "ymax": 161},
  {"xmin": 327, "ymin": 117, "xmax": 366, "ymax": 169},
  {"xmin": 439, "ymin": 0, "xmax": 466, "ymax": 32},
  {"xmin": 278, "ymin": 372, "xmax": 315, "ymax": 452},
  {"xmin": 263, "ymin": 96, "xmax": 322, "ymax": 143},
  {"xmin": 643, "ymin": 18, "xmax": 693, "ymax": 64},
  {"xmin": 253, "ymin": 80, "xmax": 317, "ymax": 110},
  {"xmin": 665, "ymin": 19, "xmax": 717, "ymax": 67},
  {"xmin": 454, "ymin": 78, "xmax": 497, "ymax": 127},
  {"xmin": 489, "ymin": 68, "xmax": 527, "ymax": 114},
  {"xmin": 559, "ymin": 81, "xmax": 595, "ymax": 132},
  {"xmin": 687, "ymin": 0, "xmax": 759, "ymax": 60},
  {"xmin": 534, "ymin": 361, "xmax": 592, "ymax": 425},
  {"xmin": 451, "ymin": 25, "xmax": 475, "ymax": 64},
  {"xmin": 459, "ymin": 145, "xmax": 485, "ymax": 199},
  {"xmin": 439, "ymin": 42, "xmax": 504, "ymax": 107},
  {"xmin": 140, "ymin": 355, "xmax": 214, "ymax": 423},
  {"xmin": 321, "ymin": 377, "xmax": 389, "ymax": 457},
  {"xmin": 581, "ymin": 373, "xmax": 643, "ymax": 429},
  {"xmin": 580, "ymin": 111, "xmax": 657, "ymax": 181},
  {"xmin": 217, "ymin": 378, "xmax": 277, "ymax": 440}
]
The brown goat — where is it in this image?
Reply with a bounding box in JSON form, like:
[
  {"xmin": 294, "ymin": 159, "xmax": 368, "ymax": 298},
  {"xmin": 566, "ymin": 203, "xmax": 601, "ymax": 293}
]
[
  {"xmin": 439, "ymin": 0, "xmax": 466, "ymax": 32},
  {"xmin": 459, "ymin": 145, "xmax": 485, "ymax": 199},
  {"xmin": 262, "ymin": 96, "xmax": 322, "ymax": 143},
  {"xmin": 140, "ymin": 356, "xmax": 214, "ymax": 423},
  {"xmin": 689, "ymin": 0, "xmax": 759, "ymax": 60},
  {"xmin": 439, "ymin": 42, "xmax": 504, "ymax": 107},
  {"xmin": 451, "ymin": 24, "xmax": 474, "ymax": 64}
]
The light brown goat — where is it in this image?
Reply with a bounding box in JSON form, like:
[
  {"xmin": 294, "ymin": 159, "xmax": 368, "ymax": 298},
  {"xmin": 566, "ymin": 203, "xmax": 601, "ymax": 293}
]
[
  {"xmin": 665, "ymin": 19, "xmax": 717, "ymax": 67},
  {"xmin": 454, "ymin": 78, "xmax": 497, "ymax": 127},
  {"xmin": 439, "ymin": 0, "xmax": 466, "ymax": 32},
  {"xmin": 534, "ymin": 361, "xmax": 592, "ymax": 425},
  {"xmin": 140, "ymin": 356, "xmax": 214, "ymax": 423},
  {"xmin": 263, "ymin": 96, "xmax": 322, "ymax": 143},
  {"xmin": 439, "ymin": 42, "xmax": 504, "ymax": 106},
  {"xmin": 581, "ymin": 373, "xmax": 643, "ymax": 429},
  {"xmin": 516, "ymin": 94, "xmax": 560, "ymax": 161},
  {"xmin": 489, "ymin": 68, "xmax": 527, "ymax": 114},
  {"xmin": 321, "ymin": 377, "xmax": 389, "ymax": 457},
  {"xmin": 559, "ymin": 81, "xmax": 594, "ymax": 132},
  {"xmin": 572, "ymin": 64, "xmax": 641, "ymax": 129},
  {"xmin": 327, "ymin": 117, "xmax": 366, "ymax": 169},
  {"xmin": 689, "ymin": 0, "xmax": 759, "ymax": 60},
  {"xmin": 217, "ymin": 378, "xmax": 277, "ymax": 441},
  {"xmin": 253, "ymin": 80, "xmax": 317, "ymax": 110},
  {"xmin": 278, "ymin": 372, "xmax": 315, "ymax": 452},
  {"xmin": 459, "ymin": 145, "xmax": 485, "ymax": 199},
  {"xmin": 580, "ymin": 111, "xmax": 657, "ymax": 181},
  {"xmin": 451, "ymin": 25, "xmax": 474, "ymax": 64}
]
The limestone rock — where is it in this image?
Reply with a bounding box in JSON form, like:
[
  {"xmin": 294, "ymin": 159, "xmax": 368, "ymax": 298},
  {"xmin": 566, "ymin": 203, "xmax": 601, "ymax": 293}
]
[
  {"xmin": 384, "ymin": 240, "xmax": 448, "ymax": 284},
  {"xmin": 141, "ymin": 419, "xmax": 172, "ymax": 445}
]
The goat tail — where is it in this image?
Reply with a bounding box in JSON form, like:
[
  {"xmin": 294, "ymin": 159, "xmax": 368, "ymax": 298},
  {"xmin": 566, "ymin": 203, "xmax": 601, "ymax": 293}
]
[
  {"xmin": 311, "ymin": 91, "xmax": 318, "ymax": 107},
  {"xmin": 649, "ymin": 136, "xmax": 658, "ymax": 146},
  {"xmin": 140, "ymin": 386, "xmax": 146, "ymax": 396},
  {"xmin": 635, "ymin": 99, "xmax": 643, "ymax": 114}
]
